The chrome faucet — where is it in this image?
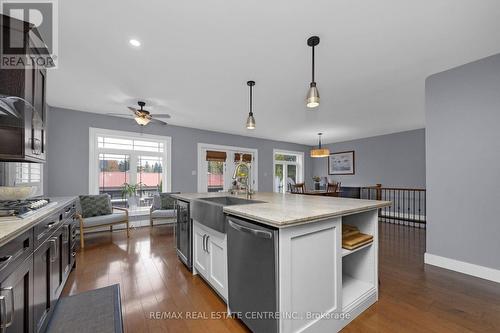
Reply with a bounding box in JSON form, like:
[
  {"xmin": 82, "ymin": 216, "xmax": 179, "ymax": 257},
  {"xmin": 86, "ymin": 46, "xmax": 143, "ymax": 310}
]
[{"xmin": 232, "ymin": 161, "xmax": 254, "ymax": 199}]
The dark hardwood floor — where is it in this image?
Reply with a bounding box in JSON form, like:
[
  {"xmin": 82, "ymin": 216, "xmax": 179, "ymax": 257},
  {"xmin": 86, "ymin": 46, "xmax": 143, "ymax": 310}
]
[{"xmin": 62, "ymin": 223, "xmax": 500, "ymax": 333}]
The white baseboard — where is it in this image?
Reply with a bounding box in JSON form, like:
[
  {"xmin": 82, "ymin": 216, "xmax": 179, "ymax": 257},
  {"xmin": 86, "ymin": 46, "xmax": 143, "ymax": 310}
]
[{"xmin": 424, "ymin": 253, "xmax": 500, "ymax": 283}]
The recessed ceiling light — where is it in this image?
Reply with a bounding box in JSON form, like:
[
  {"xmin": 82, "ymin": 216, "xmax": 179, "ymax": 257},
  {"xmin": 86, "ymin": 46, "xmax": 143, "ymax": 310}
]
[{"xmin": 129, "ymin": 39, "xmax": 141, "ymax": 47}]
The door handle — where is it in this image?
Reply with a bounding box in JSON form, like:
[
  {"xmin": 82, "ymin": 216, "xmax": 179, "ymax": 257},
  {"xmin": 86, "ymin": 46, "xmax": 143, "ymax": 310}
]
[
  {"xmin": 0, "ymin": 295, "xmax": 5, "ymax": 333},
  {"xmin": 46, "ymin": 221, "xmax": 56, "ymax": 229},
  {"xmin": 0, "ymin": 287, "xmax": 13, "ymax": 327},
  {"xmin": 205, "ymin": 235, "xmax": 210, "ymax": 254},
  {"xmin": 54, "ymin": 237, "xmax": 59, "ymax": 260},
  {"xmin": 49, "ymin": 238, "xmax": 57, "ymax": 262},
  {"xmin": 63, "ymin": 225, "xmax": 69, "ymax": 241},
  {"xmin": 202, "ymin": 235, "xmax": 206, "ymax": 252},
  {"xmin": 0, "ymin": 256, "xmax": 12, "ymax": 270},
  {"xmin": 228, "ymin": 220, "xmax": 273, "ymax": 239}
]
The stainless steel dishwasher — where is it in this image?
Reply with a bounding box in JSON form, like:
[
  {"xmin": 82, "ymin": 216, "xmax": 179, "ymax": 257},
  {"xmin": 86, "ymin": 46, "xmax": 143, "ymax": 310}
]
[{"xmin": 227, "ymin": 216, "xmax": 279, "ymax": 333}]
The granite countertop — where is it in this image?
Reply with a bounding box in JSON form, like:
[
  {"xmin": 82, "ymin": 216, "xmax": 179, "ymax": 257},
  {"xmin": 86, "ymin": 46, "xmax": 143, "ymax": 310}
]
[
  {"xmin": 0, "ymin": 197, "xmax": 77, "ymax": 247},
  {"xmin": 172, "ymin": 192, "xmax": 391, "ymax": 227}
]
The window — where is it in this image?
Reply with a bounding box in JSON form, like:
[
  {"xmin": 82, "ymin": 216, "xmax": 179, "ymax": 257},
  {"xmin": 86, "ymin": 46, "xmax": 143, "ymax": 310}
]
[
  {"xmin": 273, "ymin": 150, "xmax": 304, "ymax": 193},
  {"xmin": 207, "ymin": 160, "xmax": 224, "ymax": 192},
  {"xmin": 89, "ymin": 128, "xmax": 171, "ymax": 207},
  {"xmin": 13, "ymin": 163, "xmax": 43, "ymax": 196}
]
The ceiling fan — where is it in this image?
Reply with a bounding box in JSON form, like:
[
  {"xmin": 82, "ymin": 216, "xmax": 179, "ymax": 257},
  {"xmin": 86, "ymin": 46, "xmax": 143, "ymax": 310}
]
[{"xmin": 107, "ymin": 101, "xmax": 171, "ymax": 126}]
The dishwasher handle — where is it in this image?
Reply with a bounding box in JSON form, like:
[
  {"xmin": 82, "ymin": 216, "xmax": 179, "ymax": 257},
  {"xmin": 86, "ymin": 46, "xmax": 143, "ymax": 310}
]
[{"xmin": 228, "ymin": 220, "xmax": 273, "ymax": 239}]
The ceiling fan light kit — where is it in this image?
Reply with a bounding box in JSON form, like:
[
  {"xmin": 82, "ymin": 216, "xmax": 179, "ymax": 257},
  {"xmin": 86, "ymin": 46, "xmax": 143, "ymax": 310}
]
[
  {"xmin": 310, "ymin": 132, "xmax": 330, "ymax": 158},
  {"xmin": 135, "ymin": 115, "xmax": 151, "ymax": 126},
  {"xmin": 246, "ymin": 80, "xmax": 256, "ymax": 129},
  {"xmin": 306, "ymin": 36, "xmax": 320, "ymax": 109}
]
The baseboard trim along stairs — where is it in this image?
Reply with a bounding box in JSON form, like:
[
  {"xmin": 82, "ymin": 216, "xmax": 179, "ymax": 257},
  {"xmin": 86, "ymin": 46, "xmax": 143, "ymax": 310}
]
[{"xmin": 424, "ymin": 253, "xmax": 500, "ymax": 283}]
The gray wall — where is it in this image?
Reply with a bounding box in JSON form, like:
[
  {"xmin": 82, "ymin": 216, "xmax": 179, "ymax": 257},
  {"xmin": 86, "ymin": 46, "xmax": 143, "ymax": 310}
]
[
  {"xmin": 312, "ymin": 129, "xmax": 426, "ymax": 188},
  {"xmin": 426, "ymin": 54, "xmax": 500, "ymax": 270},
  {"xmin": 45, "ymin": 107, "xmax": 313, "ymax": 196}
]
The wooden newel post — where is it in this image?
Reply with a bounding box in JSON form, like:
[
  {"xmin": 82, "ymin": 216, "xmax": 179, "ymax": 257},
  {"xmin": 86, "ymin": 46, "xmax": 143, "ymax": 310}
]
[{"xmin": 376, "ymin": 184, "xmax": 382, "ymax": 201}]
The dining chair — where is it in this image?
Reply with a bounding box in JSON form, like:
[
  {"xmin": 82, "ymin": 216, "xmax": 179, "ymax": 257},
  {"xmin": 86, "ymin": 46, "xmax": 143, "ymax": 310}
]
[
  {"xmin": 291, "ymin": 183, "xmax": 306, "ymax": 194},
  {"xmin": 326, "ymin": 182, "xmax": 340, "ymax": 197}
]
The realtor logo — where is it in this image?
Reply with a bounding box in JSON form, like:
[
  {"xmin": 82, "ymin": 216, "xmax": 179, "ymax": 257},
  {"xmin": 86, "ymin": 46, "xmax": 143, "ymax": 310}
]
[{"xmin": 0, "ymin": 0, "xmax": 58, "ymax": 68}]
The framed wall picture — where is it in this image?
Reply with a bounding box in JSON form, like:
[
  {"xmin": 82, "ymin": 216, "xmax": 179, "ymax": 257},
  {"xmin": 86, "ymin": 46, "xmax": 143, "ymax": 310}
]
[{"xmin": 328, "ymin": 151, "xmax": 355, "ymax": 175}]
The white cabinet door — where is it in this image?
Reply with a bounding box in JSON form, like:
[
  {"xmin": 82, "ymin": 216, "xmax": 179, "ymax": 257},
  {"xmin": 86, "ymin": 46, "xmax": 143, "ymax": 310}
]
[
  {"xmin": 193, "ymin": 224, "xmax": 209, "ymax": 276},
  {"xmin": 207, "ymin": 232, "xmax": 228, "ymax": 300}
]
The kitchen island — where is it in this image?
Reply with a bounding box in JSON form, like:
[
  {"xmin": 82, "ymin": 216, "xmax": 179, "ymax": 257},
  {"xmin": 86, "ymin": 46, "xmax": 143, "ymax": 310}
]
[{"xmin": 172, "ymin": 192, "xmax": 390, "ymax": 333}]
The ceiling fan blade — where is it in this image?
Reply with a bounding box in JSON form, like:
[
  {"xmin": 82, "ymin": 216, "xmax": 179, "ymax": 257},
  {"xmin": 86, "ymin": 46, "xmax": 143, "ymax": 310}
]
[
  {"xmin": 107, "ymin": 113, "xmax": 134, "ymax": 119},
  {"xmin": 151, "ymin": 113, "xmax": 171, "ymax": 119},
  {"xmin": 127, "ymin": 106, "xmax": 141, "ymax": 116},
  {"xmin": 150, "ymin": 118, "xmax": 168, "ymax": 125}
]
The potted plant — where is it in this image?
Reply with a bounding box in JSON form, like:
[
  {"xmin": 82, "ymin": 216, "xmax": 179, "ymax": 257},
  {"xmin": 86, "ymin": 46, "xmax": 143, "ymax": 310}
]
[
  {"xmin": 121, "ymin": 182, "xmax": 142, "ymax": 209},
  {"xmin": 313, "ymin": 176, "xmax": 321, "ymax": 190}
]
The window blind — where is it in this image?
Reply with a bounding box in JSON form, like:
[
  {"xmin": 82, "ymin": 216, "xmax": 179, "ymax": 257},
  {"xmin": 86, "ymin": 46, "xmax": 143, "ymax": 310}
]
[
  {"xmin": 234, "ymin": 153, "xmax": 252, "ymax": 163},
  {"xmin": 206, "ymin": 150, "xmax": 227, "ymax": 162}
]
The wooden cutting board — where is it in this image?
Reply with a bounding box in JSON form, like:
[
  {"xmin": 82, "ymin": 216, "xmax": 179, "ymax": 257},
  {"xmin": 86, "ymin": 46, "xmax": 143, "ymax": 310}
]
[
  {"xmin": 343, "ymin": 229, "xmax": 360, "ymax": 238},
  {"xmin": 342, "ymin": 233, "xmax": 373, "ymax": 247},
  {"xmin": 342, "ymin": 224, "xmax": 358, "ymax": 233},
  {"xmin": 342, "ymin": 237, "xmax": 373, "ymax": 250}
]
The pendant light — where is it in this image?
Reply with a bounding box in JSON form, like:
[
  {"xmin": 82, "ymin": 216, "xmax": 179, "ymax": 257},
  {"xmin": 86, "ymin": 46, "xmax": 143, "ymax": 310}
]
[
  {"xmin": 310, "ymin": 133, "xmax": 330, "ymax": 158},
  {"xmin": 246, "ymin": 80, "xmax": 256, "ymax": 129},
  {"xmin": 306, "ymin": 36, "xmax": 320, "ymax": 108}
]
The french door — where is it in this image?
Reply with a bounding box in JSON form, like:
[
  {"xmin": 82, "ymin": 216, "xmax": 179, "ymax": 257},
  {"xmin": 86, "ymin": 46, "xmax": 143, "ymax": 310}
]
[
  {"xmin": 199, "ymin": 145, "xmax": 257, "ymax": 193},
  {"xmin": 273, "ymin": 150, "xmax": 304, "ymax": 193}
]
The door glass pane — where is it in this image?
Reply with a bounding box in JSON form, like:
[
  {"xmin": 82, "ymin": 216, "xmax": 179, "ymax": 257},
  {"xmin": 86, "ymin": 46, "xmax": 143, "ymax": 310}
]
[
  {"xmin": 208, "ymin": 161, "xmax": 224, "ymax": 192},
  {"xmin": 137, "ymin": 156, "xmax": 163, "ymax": 206},
  {"xmin": 275, "ymin": 154, "xmax": 297, "ymax": 162},
  {"xmin": 99, "ymin": 153, "xmax": 130, "ymax": 207},
  {"xmin": 287, "ymin": 164, "xmax": 297, "ymax": 190},
  {"xmin": 275, "ymin": 164, "xmax": 284, "ymax": 193}
]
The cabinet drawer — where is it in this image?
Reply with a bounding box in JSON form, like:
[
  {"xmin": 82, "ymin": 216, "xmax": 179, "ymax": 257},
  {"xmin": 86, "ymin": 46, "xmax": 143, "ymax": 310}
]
[
  {"xmin": 0, "ymin": 229, "xmax": 33, "ymax": 282},
  {"xmin": 34, "ymin": 213, "xmax": 63, "ymax": 248}
]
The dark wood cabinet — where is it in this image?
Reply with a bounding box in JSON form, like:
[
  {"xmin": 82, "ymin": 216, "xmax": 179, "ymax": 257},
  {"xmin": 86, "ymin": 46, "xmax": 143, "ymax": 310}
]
[
  {"xmin": 50, "ymin": 227, "xmax": 63, "ymax": 301},
  {"xmin": 0, "ymin": 14, "xmax": 48, "ymax": 163},
  {"xmin": 32, "ymin": 237, "xmax": 52, "ymax": 333},
  {"xmin": 0, "ymin": 230, "xmax": 33, "ymax": 333},
  {"xmin": 33, "ymin": 225, "xmax": 65, "ymax": 333},
  {"xmin": 0, "ymin": 200, "xmax": 76, "ymax": 333},
  {"xmin": 0, "ymin": 253, "xmax": 34, "ymax": 333}
]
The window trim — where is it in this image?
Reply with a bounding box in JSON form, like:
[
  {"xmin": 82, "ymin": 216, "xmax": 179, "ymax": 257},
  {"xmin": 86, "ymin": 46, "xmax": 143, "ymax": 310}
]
[
  {"xmin": 88, "ymin": 127, "xmax": 172, "ymax": 195},
  {"xmin": 273, "ymin": 149, "xmax": 304, "ymax": 193},
  {"xmin": 197, "ymin": 143, "xmax": 258, "ymax": 193}
]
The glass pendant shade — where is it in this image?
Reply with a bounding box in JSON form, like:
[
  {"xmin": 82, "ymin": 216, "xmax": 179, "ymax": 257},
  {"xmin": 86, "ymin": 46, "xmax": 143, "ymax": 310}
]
[
  {"xmin": 306, "ymin": 82, "xmax": 320, "ymax": 108},
  {"xmin": 135, "ymin": 116, "xmax": 150, "ymax": 126},
  {"xmin": 246, "ymin": 113, "xmax": 256, "ymax": 129}
]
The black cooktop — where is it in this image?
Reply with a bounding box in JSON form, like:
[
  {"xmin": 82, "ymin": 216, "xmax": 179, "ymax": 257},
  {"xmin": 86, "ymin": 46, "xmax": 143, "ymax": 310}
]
[{"xmin": 0, "ymin": 198, "xmax": 51, "ymax": 217}]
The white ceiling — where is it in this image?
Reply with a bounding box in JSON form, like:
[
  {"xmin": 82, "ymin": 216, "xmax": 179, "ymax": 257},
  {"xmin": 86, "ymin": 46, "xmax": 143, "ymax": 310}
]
[{"xmin": 47, "ymin": 0, "xmax": 500, "ymax": 145}]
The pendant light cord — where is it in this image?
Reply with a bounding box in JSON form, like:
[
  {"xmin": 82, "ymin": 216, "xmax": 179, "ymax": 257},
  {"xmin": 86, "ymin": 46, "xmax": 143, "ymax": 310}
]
[
  {"xmin": 312, "ymin": 45, "xmax": 315, "ymax": 83},
  {"xmin": 249, "ymin": 84, "xmax": 253, "ymax": 115}
]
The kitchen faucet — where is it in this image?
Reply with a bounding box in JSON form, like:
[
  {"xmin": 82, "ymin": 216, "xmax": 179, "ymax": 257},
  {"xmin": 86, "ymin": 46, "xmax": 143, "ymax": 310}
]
[{"xmin": 232, "ymin": 161, "xmax": 254, "ymax": 199}]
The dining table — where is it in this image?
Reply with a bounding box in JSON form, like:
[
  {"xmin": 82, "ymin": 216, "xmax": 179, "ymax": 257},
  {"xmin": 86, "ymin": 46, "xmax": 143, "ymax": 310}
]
[{"xmin": 302, "ymin": 189, "xmax": 342, "ymax": 196}]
